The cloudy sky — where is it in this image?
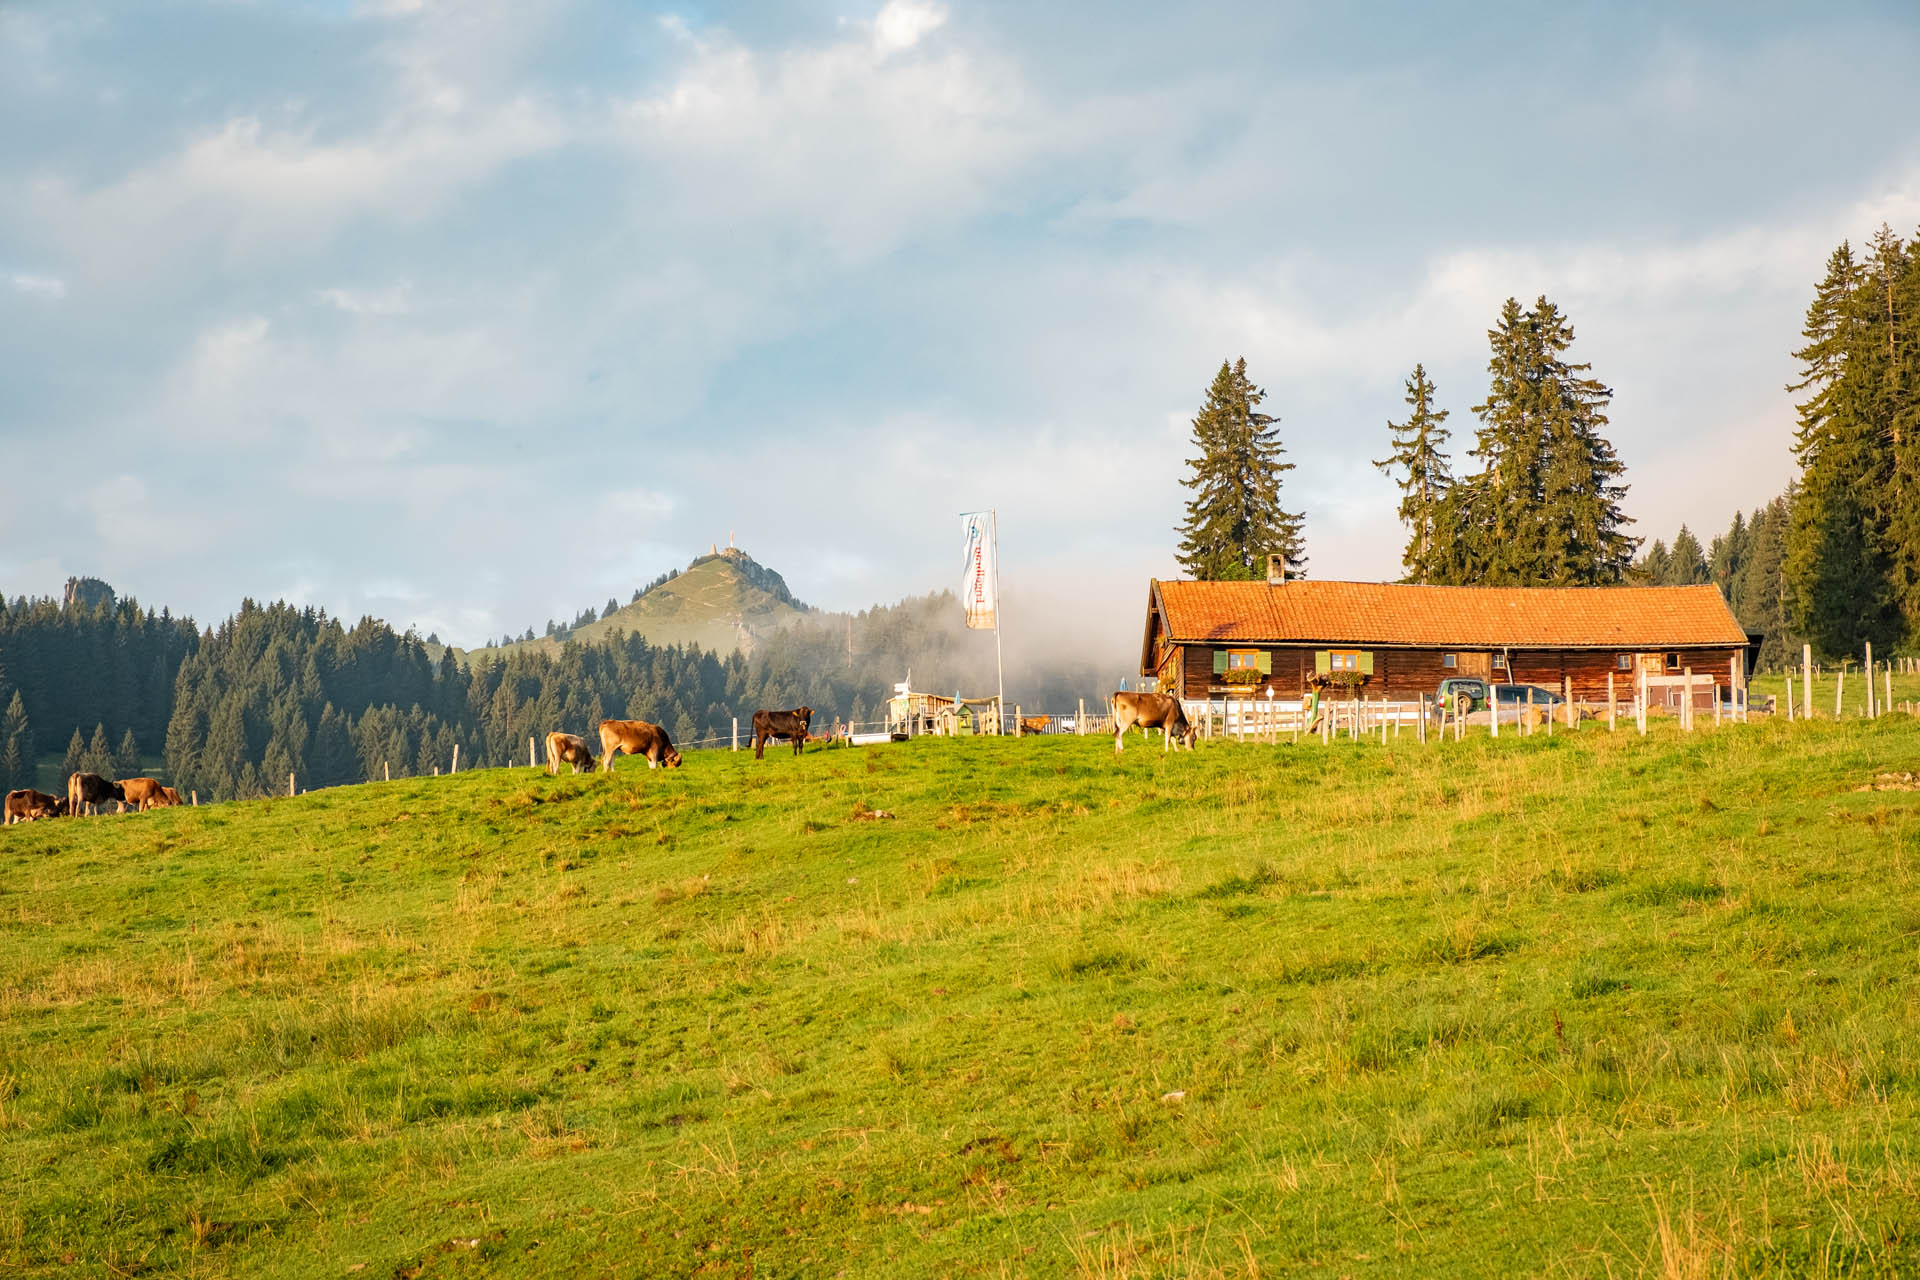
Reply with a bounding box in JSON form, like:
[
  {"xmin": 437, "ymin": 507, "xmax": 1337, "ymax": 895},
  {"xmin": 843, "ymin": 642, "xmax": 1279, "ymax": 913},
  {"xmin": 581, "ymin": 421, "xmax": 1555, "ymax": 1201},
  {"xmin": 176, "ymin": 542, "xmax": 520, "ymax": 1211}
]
[{"xmin": 4, "ymin": 1, "xmax": 1919, "ymax": 668}]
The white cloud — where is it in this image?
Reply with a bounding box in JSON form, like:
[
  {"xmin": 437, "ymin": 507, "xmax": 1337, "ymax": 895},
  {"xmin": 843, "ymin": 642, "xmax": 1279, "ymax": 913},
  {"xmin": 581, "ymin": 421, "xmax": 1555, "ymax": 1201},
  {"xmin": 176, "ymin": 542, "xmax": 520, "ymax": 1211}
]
[
  {"xmin": 9, "ymin": 272, "xmax": 66, "ymax": 299},
  {"xmin": 316, "ymin": 282, "xmax": 413, "ymax": 316},
  {"xmin": 872, "ymin": 1, "xmax": 947, "ymax": 56}
]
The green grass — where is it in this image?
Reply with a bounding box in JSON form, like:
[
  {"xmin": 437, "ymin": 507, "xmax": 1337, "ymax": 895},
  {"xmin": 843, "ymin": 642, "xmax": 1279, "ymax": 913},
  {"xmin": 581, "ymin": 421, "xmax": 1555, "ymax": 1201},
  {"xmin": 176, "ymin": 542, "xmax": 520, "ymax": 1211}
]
[{"xmin": 4, "ymin": 717, "xmax": 1920, "ymax": 1277}]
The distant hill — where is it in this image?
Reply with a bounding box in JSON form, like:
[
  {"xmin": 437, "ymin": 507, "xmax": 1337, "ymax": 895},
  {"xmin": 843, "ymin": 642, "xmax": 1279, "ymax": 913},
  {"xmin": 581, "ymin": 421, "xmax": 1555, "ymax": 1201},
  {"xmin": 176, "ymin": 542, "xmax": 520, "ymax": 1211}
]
[{"xmin": 464, "ymin": 547, "xmax": 812, "ymax": 664}]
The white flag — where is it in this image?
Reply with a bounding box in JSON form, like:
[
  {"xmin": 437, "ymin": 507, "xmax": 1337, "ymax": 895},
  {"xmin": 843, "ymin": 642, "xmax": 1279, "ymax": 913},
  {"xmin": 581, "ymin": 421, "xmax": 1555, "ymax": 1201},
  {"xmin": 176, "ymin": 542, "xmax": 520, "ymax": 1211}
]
[{"xmin": 961, "ymin": 511, "xmax": 996, "ymax": 630}]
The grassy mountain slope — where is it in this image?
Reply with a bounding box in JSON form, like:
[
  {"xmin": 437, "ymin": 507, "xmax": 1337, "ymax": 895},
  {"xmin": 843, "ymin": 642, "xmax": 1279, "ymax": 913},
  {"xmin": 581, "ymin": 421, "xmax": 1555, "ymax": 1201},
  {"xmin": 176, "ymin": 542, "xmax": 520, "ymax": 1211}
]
[
  {"xmin": 465, "ymin": 551, "xmax": 810, "ymax": 664},
  {"xmin": 4, "ymin": 720, "xmax": 1919, "ymax": 1276}
]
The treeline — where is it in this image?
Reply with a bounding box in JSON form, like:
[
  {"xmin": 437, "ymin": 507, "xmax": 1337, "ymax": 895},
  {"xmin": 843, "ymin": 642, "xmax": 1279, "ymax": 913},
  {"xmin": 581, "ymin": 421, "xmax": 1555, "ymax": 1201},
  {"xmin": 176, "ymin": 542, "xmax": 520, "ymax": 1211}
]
[
  {"xmin": 1636, "ymin": 497, "xmax": 1801, "ymax": 670},
  {"xmin": 0, "ymin": 587, "xmax": 1097, "ymax": 802},
  {"xmin": 1786, "ymin": 225, "xmax": 1920, "ymax": 658},
  {"xmin": 0, "ymin": 593, "xmax": 202, "ymax": 796}
]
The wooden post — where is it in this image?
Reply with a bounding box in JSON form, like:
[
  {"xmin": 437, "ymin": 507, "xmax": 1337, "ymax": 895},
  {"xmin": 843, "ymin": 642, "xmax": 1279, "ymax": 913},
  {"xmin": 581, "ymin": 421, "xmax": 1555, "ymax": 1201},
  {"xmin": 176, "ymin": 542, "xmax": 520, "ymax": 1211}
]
[
  {"xmin": 1866, "ymin": 643, "xmax": 1875, "ymax": 716},
  {"xmin": 433, "ymin": 766, "xmax": 440, "ymax": 776},
  {"xmin": 1637, "ymin": 666, "xmax": 1647, "ymax": 735},
  {"xmin": 1836, "ymin": 668, "xmax": 1845, "ymax": 718},
  {"xmin": 1885, "ymin": 665, "xmax": 1894, "ymax": 720},
  {"xmin": 1563, "ymin": 676, "xmax": 1574, "ymax": 728},
  {"xmin": 1607, "ymin": 672, "xmax": 1616, "ymax": 731},
  {"xmin": 384, "ymin": 760, "xmax": 390, "ymax": 782},
  {"xmin": 1804, "ymin": 645, "xmax": 1814, "ymax": 719},
  {"xmin": 288, "ymin": 771, "xmax": 296, "ymax": 797},
  {"xmin": 1491, "ymin": 687, "xmax": 1499, "ymax": 739},
  {"xmin": 1418, "ymin": 694, "xmax": 1427, "ymax": 744},
  {"xmin": 1713, "ymin": 677, "xmax": 1722, "ymax": 727},
  {"xmin": 451, "ymin": 744, "xmax": 459, "ymax": 775},
  {"xmin": 732, "ymin": 717, "xmax": 739, "ymax": 751},
  {"xmin": 1785, "ymin": 674, "xmax": 1794, "ymax": 721},
  {"xmin": 1077, "ymin": 698, "xmax": 1085, "ymax": 736},
  {"xmin": 1682, "ymin": 668, "xmax": 1693, "ymax": 731},
  {"xmin": 529, "ymin": 737, "xmax": 535, "ymax": 768},
  {"xmin": 1015, "ymin": 705, "xmax": 1023, "ymax": 738}
]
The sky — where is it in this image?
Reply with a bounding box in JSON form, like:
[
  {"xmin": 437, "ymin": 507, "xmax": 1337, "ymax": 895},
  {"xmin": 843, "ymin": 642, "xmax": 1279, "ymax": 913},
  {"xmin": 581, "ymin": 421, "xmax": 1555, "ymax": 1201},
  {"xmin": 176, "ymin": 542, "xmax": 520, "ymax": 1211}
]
[{"xmin": 4, "ymin": 0, "xmax": 1920, "ymax": 673}]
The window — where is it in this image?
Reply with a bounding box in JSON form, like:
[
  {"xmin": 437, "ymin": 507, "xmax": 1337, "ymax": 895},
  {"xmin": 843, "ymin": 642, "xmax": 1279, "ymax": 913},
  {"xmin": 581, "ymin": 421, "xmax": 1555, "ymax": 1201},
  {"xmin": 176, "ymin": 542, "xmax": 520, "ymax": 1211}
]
[
  {"xmin": 1442, "ymin": 653, "xmax": 1457, "ymax": 669},
  {"xmin": 1665, "ymin": 652, "xmax": 1681, "ymax": 670},
  {"xmin": 1616, "ymin": 654, "xmax": 1633, "ymax": 670},
  {"xmin": 1329, "ymin": 650, "xmax": 1360, "ymax": 672},
  {"xmin": 1492, "ymin": 652, "xmax": 1508, "ymax": 670},
  {"xmin": 1226, "ymin": 649, "xmax": 1261, "ymax": 670}
]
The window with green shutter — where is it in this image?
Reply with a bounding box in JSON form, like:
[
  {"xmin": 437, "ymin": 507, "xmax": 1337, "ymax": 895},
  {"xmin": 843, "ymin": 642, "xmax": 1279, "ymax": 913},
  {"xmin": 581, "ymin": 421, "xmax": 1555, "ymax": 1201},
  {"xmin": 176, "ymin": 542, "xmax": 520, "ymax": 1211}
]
[
  {"xmin": 1213, "ymin": 649, "xmax": 1228, "ymax": 675},
  {"xmin": 1314, "ymin": 650, "xmax": 1331, "ymax": 674},
  {"xmin": 1257, "ymin": 651, "xmax": 1272, "ymax": 675},
  {"xmin": 1358, "ymin": 651, "xmax": 1374, "ymax": 675}
]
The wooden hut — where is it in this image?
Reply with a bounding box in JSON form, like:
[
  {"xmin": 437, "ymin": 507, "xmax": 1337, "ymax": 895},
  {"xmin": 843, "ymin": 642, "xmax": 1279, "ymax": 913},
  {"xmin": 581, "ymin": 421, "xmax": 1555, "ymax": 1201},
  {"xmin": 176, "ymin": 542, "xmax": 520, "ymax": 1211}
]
[{"xmin": 1141, "ymin": 568, "xmax": 1752, "ymax": 712}]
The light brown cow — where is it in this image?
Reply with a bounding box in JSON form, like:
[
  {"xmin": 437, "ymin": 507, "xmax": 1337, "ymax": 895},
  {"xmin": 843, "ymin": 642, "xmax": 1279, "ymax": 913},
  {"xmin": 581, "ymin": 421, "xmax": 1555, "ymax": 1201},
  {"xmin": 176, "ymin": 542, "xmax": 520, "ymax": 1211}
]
[
  {"xmin": 1110, "ymin": 692, "xmax": 1196, "ymax": 754},
  {"xmin": 159, "ymin": 786, "xmax": 183, "ymax": 808},
  {"xmin": 599, "ymin": 719, "xmax": 683, "ymax": 771},
  {"xmin": 544, "ymin": 731, "xmax": 597, "ymax": 775},
  {"xmin": 4, "ymin": 788, "xmax": 62, "ymax": 824},
  {"xmin": 68, "ymin": 772, "xmax": 125, "ymax": 817},
  {"xmin": 120, "ymin": 777, "xmax": 181, "ymax": 811}
]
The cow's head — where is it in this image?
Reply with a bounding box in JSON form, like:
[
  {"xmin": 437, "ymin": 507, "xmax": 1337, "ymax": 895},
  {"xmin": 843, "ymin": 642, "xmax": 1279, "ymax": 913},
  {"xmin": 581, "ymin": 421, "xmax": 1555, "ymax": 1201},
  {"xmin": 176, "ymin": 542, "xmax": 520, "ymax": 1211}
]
[
  {"xmin": 795, "ymin": 706, "xmax": 813, "ymax": 725},
  {"xmin": 663, "ymin": 747, "xmax": 684, "ymax": 769},
  {"xmin": 160, "ymin": 787, "xmax": 182, "ymax": 806}
]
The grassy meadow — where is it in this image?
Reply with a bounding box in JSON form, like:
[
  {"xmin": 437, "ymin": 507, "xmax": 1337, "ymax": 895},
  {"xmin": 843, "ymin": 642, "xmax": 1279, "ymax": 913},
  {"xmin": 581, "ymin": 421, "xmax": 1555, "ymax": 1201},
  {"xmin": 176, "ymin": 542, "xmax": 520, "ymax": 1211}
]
[{"xmin": 3, "ymin": 716, "xmax": 1919, "ymax": 1277}]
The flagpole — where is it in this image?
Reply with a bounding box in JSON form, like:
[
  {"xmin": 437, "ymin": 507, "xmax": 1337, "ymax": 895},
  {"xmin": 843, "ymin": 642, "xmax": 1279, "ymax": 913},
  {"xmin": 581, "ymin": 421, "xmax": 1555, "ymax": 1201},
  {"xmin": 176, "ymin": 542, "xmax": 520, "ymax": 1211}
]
[{"xmin": 992, "ymin": 509, "xmax": 1005, "ymax": 734}]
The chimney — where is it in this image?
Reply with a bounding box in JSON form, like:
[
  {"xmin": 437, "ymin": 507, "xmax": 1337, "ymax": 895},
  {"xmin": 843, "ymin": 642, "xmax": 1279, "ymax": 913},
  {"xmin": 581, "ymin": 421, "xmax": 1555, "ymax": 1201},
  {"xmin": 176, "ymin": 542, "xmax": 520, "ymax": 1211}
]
[{"xmin": 1266, "ymin": 553, "xmax": 1286, "ymax": 586}]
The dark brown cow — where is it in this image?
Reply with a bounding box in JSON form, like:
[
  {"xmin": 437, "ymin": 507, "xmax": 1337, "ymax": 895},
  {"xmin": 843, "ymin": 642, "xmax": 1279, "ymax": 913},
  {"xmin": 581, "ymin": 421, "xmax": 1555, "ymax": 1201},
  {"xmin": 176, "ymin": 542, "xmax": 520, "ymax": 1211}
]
[
  {"xmin": 68, "ymin": 772, "xmax": 125, "ymax": 816},
  {"xmin": 751, "ymin": 707, "xmax": 813, "ymax": 759},
  {"xmin": 120, "ymin": 777, "xmax": 180, "ymax": 811},
  {"xmin": 4, "ymin": 788, "xmax": 62, "ymax": 824},
  {"xmin": 599, "ymin": 719, "xmax": 683, "ymax": 771},
  {"xmin": 544, "ymin": 731, "xmax": 597, "ymax": 775},
  {"xmin": 1110, "ymin": 692, "xmax": 1196, "ymax": 754}
]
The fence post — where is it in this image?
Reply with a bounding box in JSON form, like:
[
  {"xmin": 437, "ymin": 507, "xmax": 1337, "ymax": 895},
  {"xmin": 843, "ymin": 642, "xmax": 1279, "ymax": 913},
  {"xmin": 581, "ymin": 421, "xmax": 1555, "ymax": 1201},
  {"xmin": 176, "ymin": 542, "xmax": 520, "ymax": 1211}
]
[
  {"xmin": 529, "ymin": 737, "xmax": 535, "ymax": 768},
  {"xmin": 451, "ymin": 744, "xmax": 459, "ymax": 775},
  {"xmin": 1713, "ymin": 677, "xmax": 1721, "ymax": 727},
  {"xmin": 288, "ymin": 771, "xmax": 295, "ymax": 797},
  {"xmin": 191, "ymin": 790, "xmax": 197, "ymax": 806},
  {"xmin": 1804, "ymin": 645, "xmax": 1814, "ymax": 718},
  {"xmin": 1077, "ymin": 698, "xmax": 1085, "ymax": 736},
  {"xmin": 1886, "ymin": 665, "xmax": 1894, "ymax": 720},
  {"xmin": 1866, "ymin": 642, "xmax": 1875, "ymax": 716},
  {"xmin": 1491, "ymin": 688, "xmax": 1500, "ymax": 739},
  {"xmin": 384, "ymin": 761, "xmax": 390, "ymax": 782},
  {"xmin": 1607, "ymin": 672, "xmax": 1616, "ymax": 731},
  {"xmin": 1836, "ymin": 668, "xmax": 1845, "ymax": 718},
  {"xmin": 1637, "ymin": 666, "xmax": 1647, "ymax": 735},
  {"xmin": 732, "ymin": 718, "xmax": 739, "ymax": 751}
]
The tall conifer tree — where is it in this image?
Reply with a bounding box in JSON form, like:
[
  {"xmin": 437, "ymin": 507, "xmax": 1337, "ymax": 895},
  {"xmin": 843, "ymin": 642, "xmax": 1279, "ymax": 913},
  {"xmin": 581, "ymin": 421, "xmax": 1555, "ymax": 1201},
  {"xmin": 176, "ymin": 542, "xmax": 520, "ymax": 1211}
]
[
  {"xmin": 1375, "ymin": 364, "xmax": 1454, "ymax": 581},
  {"xmin": 1174, "ymin": 358, "xmax": 1305, "ymax": 579}
]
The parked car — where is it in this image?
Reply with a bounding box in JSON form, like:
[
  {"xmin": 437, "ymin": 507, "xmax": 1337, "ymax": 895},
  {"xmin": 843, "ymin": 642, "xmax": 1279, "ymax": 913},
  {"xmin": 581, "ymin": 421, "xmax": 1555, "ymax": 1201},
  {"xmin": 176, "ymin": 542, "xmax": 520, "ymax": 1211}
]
[
  {"xmin": 1436, "ymin": 677, "xmax": 1489, "ymax": 715},
  {"xmin": 1491, "ymin": 683, "xmax": 1565, "ymax": 707}
]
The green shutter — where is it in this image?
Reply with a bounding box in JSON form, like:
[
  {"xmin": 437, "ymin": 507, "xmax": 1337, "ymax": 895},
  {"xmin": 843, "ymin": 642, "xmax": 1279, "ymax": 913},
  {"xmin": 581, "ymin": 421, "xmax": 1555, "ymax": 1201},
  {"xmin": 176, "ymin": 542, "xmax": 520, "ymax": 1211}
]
[
  {"xmin": 1257, "ymin": 650, "xmax": 1272, "ymax": 675},
  {"xmin": 1359, "ymin": 651, "xmax": 1374, "ymax": 676},
  {"xmin": 1314, "ymin": 650, "xmax": 1330, "ymax": 675},
  {"xmin": 1213, "ymin": 649, "xmax": 1228, "ymax": 675}
]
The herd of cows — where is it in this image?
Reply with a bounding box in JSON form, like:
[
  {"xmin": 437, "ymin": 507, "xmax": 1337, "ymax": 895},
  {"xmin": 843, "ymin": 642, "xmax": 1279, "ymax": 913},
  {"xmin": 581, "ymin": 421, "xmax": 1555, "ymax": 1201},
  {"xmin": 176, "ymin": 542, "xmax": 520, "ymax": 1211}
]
[
  {"xmin": 2, "ymin": 695, "xmax": 1193, "ymax": 825},
  {"xmin": 4, "ymin": 772, "xmax": 183, "ymax": 824}
]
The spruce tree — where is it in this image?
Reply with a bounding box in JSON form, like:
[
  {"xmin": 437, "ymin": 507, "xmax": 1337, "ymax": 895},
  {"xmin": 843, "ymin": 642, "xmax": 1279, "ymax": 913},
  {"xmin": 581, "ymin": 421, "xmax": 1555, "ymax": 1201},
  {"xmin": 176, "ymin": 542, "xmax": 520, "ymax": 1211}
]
[
  {"xmin": 1666, "ymin": 526, "xmax": 1709, "ymax": 585},
  {"xmin": 1465, "ymin": 297, "xmax": 1636, "ymax": 585},
  {"xmin": 1174, "ymin": 358, "xmax": 1305, "ymax": 579},
  {"xmin": 1375, "ymin": 364, "xmax": 1454, "ymax": 582},
  {"xmin": 1785, "ymin": 241, "xmax": 1901, "ymax": 657},
  {"xmin": 1, "ymin": 692, "xmax": 30, "ymax": 791},
  {"xmin": 61, "ymin": 728, "xmax": 86, "ymax": 781},
  {"xmin": 0, "ymin": 735, "xmax": 22, "ymax": 796},
  {"xmin": 1635, "ymin": 539, "xmax": 1672, "ymax": 585},
  {"xmin": 81, "ymin": 723, "xmax": 115, "ymax": 777},
  {"xmin": 114, "ymin": 728, "xmax": 142, "ymax": 779}
]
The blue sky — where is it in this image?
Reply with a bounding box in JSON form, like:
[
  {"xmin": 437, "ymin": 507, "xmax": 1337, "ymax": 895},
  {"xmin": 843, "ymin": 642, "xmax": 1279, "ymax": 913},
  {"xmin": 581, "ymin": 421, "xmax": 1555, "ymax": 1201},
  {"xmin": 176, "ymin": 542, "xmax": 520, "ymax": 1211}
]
[{"xmin": 4, "ymin": 0, "xmax": 1919, "ymax": 668}]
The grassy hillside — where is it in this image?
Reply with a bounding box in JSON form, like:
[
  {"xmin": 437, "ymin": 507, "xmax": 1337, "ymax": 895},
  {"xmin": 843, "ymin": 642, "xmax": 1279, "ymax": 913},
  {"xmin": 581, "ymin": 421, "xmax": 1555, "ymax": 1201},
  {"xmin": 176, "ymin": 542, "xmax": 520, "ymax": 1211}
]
[
  {"xmin": 465, "ymin": 552, "xmax": 810, "ymax": 664},
  {"xmin": 3, "ymin": 718, "xmax": 1918, "ymax": 1277}
]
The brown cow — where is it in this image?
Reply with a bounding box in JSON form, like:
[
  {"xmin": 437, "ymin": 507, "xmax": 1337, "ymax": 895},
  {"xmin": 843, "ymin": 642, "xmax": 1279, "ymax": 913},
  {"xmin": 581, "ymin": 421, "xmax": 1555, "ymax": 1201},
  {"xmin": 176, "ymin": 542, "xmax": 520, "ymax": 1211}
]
[
  {"xmin": 120, "ymin": 777, "xmax": 181, "ymax": 811},
  {"xmin": 598, "ymin": 719, "xmax": 683, "ymax": 771},
  {"xmin": 68, "ymin": 772, "xmax": 125, "ymax": 816},
  {"xmin": 159, "ymin": 786, "xmax": 182, "ymax": 808},
  {"xmin": 1110, "ymin": 692, "xmax": 1196, "ymax": 753},
  {"xmin": 751, "ymin": 707, "xmax": 813, "ymax": 759},
  {"xmin": 544, "ymin": 731, "xmax": 597, "ymax": 775},
  {"xmin": 4, "ymin": 788, "xmax": 62, "ymax": 824}
]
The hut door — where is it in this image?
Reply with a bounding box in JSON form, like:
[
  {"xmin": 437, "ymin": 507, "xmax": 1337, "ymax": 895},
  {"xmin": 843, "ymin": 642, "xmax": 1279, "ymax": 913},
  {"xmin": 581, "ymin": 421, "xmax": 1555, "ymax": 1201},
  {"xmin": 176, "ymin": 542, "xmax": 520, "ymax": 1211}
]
[{"xmin": 1457, "ymin": 652, "xmax": 1492, "ymax": 678}]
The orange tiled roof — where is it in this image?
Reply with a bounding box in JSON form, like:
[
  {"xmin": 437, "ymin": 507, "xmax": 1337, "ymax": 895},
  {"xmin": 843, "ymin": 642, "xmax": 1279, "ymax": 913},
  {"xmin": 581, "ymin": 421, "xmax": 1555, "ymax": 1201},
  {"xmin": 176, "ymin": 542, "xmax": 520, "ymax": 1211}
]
[{"xmin": 1150, "ymin": 580, "xmax": 1749, "ymax": 651}]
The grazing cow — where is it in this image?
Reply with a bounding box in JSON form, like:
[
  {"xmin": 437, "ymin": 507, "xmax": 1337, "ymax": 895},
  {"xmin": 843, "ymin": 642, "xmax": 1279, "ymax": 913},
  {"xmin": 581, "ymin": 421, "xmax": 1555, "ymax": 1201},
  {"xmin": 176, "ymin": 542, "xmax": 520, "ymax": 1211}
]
[
  {"xmin": 119, "ymin": 777, "xmax": 180, "ymax": 811},
  {"xmin": 68, "ymin": 772, "xmax": 125, "ymax": 817},
  {"xmin": 1110, "ymin": 692, "xmax": 1196, "ymax": 754},
  {"xmin": 544, "ymin": 731, "xmax": 597, "ymax": 775},
  {"xmin": 751, "ymin": 707, "xmax": 813, "ymax": 759},
  {"xmin": 159, "ymin": 786, "xmax": 182, "ymax": 808},
  {"xmin": 598, "ymin": 719, "xmax": 683, "ymax": 771},
  {"xmin": 4, "ymin": 788, "xmax": 62, "ymax": 824}
]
